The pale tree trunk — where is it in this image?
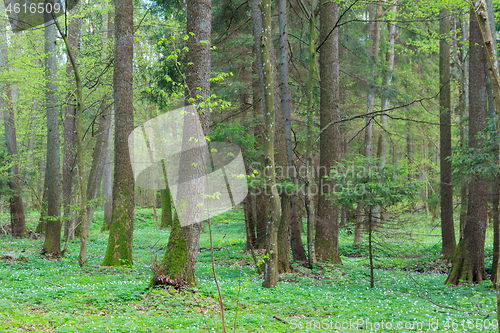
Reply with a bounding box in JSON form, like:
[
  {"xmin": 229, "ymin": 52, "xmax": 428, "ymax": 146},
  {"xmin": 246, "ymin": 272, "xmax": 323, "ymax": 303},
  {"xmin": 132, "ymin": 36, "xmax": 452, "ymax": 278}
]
[
  {"xmin": 102, "ymin": 4, "xmax": 114, "ymax": 231},
  {"xmin": 102, "ymin": 0, "xmax": 134, "ymax": 267},
  {"xmin": 63, "ymin": 16, "xmax": 80, "ymax": 241},
  {"xmin": 315, "ymin": 0, "xmax": 341, "ymax": 264},
  {"xmin": 364, "ymin": 2, "xmax": 382, "ymax": 159},
  {"xmin": 439, "ymin": 8, "xmax": 456, "ymax": 258},
  {"xmin": 446, "ymin": 6, "xmax": 488, "ymax": 285},
  {"xmin": 42, "ymin": 16, "xmax": 62, "ymax": 255},
  {"xmin": 357, "ymin": 3, "xmax": 382, "ymax": 244},
  {"xmin": 305, "ymin": 2, "xmax": 316, "ymax": 268},
  {"xmin": 375, "ymin": 4, "xmax": 396, "ymax": 227},
  {"xmin": 378, "ymin": 5, "xmax": 396, "ymax": 167}
]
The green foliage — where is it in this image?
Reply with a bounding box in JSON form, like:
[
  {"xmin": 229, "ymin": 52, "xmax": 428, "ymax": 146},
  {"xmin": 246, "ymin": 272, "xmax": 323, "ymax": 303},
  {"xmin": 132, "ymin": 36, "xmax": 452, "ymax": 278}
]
[
  {"xmin": 326, "ymin": 155, "xmax": 420, "ymax": 208},
  {"xmin": 0, "ymin": 208, "xmax": 497, "ymax": 332}
]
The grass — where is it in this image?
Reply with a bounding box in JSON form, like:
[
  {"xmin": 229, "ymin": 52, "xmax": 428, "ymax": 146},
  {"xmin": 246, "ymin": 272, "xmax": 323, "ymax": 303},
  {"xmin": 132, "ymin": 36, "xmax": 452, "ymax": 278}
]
[{"xmin": 0, "ymin": 207, "xmax": 498, "ymax": 332}]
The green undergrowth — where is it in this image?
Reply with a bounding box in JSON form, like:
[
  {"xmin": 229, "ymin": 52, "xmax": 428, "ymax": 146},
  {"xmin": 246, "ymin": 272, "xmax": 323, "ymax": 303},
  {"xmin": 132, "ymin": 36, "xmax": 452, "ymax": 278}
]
[{"xmin": 0, "ymin": 208, "xmax": 497, "ymax": 332}]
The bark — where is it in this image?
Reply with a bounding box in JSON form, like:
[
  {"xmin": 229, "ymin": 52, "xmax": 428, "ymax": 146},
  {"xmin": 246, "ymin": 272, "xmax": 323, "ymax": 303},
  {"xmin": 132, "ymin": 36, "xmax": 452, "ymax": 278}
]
[
  {"xmin": 439, "ymin": 8, "xmax": 456, "ymax": 258},
  {"xmin": 63, "ymin": 17, "xmax": 80, "ymax": 241},
  {"xmin": 86, "ymin": 104, "xmax": 112, "ymax": 231},
  {"xmin": 445, "ymin": 7, "xmax": 488, "ymax": 284},
  {"xmin": 160, "ymin": 186, "xmax": 172, "ymax": 228},
  {"xmin": 0, "ymin": 15, "xmax": 25, "ymax": 238},
  {"xmin": 259, "ymin": 0, "xmax": 282, "ymax": 288},
  {"xmin": 457, "ymin": 13, "xmax": 468, "ymax": 240},
  {"xmin": 270, "ymin": 13, "xmax": 290, "ymax": 274},
  {"xmin": 364, "ymin": 2, "xmax": 382, "ymax": 159},
  {"xmin": 250, "ymin": 0, "xmax": 269, "ymax": 252},
  {"xmin": 152, "ymin": 0, "xmax": 211, "ymax": 286},
  {"xmin": 102, "ymin": 3, "xmax": 114, "ymax": 232},
  {"xmin": 278, "ymin": 0, "xmax": 302, "ymax": 267},
  {"xmin": 42, "ymin": 17, "xmax": 62, "ymax": 255},
  {"xmin": 102, "ymin": 121, "xmax": 113, "ymax": 230},
  {"xmin": 305, "ymin": 2, "xmax": 316, "ymax": 268},
  {"xmin": 102, "ymin": 0, "xmax": 135, "ymax": 267},
  {"xmin": 315, "ymin": 0, "xmax": 341, "ymax": 264}
]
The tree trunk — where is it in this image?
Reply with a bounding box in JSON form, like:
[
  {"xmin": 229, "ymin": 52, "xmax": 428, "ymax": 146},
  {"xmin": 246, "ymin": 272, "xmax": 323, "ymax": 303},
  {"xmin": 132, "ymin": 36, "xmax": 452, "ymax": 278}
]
[
  {"xmin": 86, "ymin": 104, "xmax": 112, "ymax": 231},
  {"xmin": 63, "ymin": 17, "xmax": 80, "ymax": 241},
  {"xmin": 102, "ymin": 0, "xmax": 135, "ymax": 267},
  {"xmin": 0, "ymin": 16, "xmax": 25, "ymax": 238},
  {"xmin": 305, "ymin": 3, "xmax": 316, "ymax": 269},
  {"xmin": 315, "ymin": 0, "xmax": 341, "ymax": 264},
  {"xmin": 152, "ymin": 0, "xmax": 211, "ymax": 286},
  {"xmin": 439, "ymin": 8, "xmax": 456, "ymax": 258},
  {"xmin": 277, "ymin": 0, "xmax": 303, "ymax": 268},
  {"xmin": 102, "ymin": 120, "xmax": 113, "ymax": 231},
  {"xmin": 102, "ymin": 2, "xmax": 114, "ymax": 232},
  {"xmin": 445, "ymin": 7, "xmax": 488, "ymax": 284},
  {"xmin": 259, "ymin": 0, "xmax": 282, "ymax": 288},
  {"xmin": 269, "ymin": 11, "xmax": 291, "ymax": 274},
  {"xmin": 160, "ymin": 186, "xmax": 172, "ymax": 228},
  {"xmin": 42, "ymin": 17, "xmax": 62, "ymax": 255}
]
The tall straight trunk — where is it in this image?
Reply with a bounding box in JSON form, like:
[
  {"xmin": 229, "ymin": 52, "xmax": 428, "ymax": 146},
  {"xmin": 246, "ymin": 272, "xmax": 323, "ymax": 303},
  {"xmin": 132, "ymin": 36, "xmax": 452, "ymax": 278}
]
[
  {"xmin": 446, "ymin": 7, "xmax": 488, "ymax": 284},
  {"xmin": 102, "ymin": 121, "xmax": 113, "ymax": 230},
  {"xmin": 0, "ymin": 15, "xmax": 25, "ymax": 238},
  {"xmin": 278, "ymin": 0, "xmax": 303, "ymax": 266},
  {"xmin": 270, "ymin": 15, "xmax": 291, "ymax": 274},
  {"xmin": 152, "ymin": 0, "xmax": 211, "ymax": 285},
  {"xmin": 439, "ymin": 8, "xmax": 456, "ymax": 258},
  {"xmin": 102, "ymin": 0, "xmax": 135, "ymax": 267},
  {"xmin": 364, "ymin": 2, "xmax": 382, "ymax": 159},
  {"xmin": 305, "ymin": 3, "xmax": 316, "ymax": 268},
  {"xmin": 456, "ymin": 12, "xmax": 468, "ymax": 240},
  {"xmin": 86, "ymin": 104, "xmax": 112, "ymax": 230},
  {"xmin": 63, "ymin": 17, "xmax": 80, "ymax": 241},
  {"xmin": 42, "ymin": 17, "xmax": 62, "ymax": 255},
  {"xmin": 102, "ymin": 6, "xmax": 114, "ymax": 231},
  {"xmin": 315, "ymin": 0, "xmax": 341, "ymax": 264},
  {"xmin": 160, "ymin": 186, "xmax": 172, "ymax": 228},
  {"xmin": 260, "ymin": 0, "xmax": 282, "ymax": 288},
  {"xmin": 378, "ymin": 5, "xmax": 396, "ymax": 167},
  {"xmin": 250, "ymin": 0, "xmax": 270, "ymax": 253}
]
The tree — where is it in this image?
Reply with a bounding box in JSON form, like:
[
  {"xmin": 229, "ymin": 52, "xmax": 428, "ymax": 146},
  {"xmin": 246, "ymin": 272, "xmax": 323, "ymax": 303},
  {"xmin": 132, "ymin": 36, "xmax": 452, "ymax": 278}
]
[
  {"xmin": 439, "ymin": 7, "xmax": 456, "ymax": 258},
  {"xmin": 445, "ymin": 5, "xmax": 488, "ymax": 284},
  {"xmin": 0, "ymin": 19, "xmax": 26, "ymax": 238},
  {"xmin": 151, "ymin": 0, "xmax": 211, "ymax": 285},
  {"xmin": 261, "ymin": 0, "xmax": 282, "ymax": 287},
  {"xmin": 315, "ymin": 0, "xmax": 341, "ymax": 264},
  {"xmin": 102, "ymin": 0, "xmax": 135, "ymax": 267},
  {"xmin": 62, "ymin": 15, "xmax": 80, "ymax": 241},
  {"xmin": 42, "ymin": 16, "xmax": 62, "ymax": 255}
]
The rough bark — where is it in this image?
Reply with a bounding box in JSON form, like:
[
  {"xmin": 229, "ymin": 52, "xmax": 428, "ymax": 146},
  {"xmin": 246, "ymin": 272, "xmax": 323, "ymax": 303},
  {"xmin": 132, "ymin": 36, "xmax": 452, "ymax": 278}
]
[
  {"xmin": 439, "ymin": 8, "xmax": 456, "ymax": 258},
  {"xmin": 152, "ymin": 0, "xmax": 211, "ymax": 286},
  {"xmin": 315, "ymin": 0, "xmax": 341, "ymax": 264},
  {"xmin": 259, "ymin": 0, "xmax": 282, "ymax": 288},
  {"xmin": 102, "ymin": 0, "xmax": 135, "ymax": 267},
  {"xmin": 63, "ymin": 17, "xmax": 80, "ymax": 241},
  {"xmin": 0, "ymin": 15, "xmax": 25, "ymax": 238},
  {"xmin": 102, "ymin": 121, "xmax": 113, "ymax": 231},
  {"xmin": 42, "ymin": 17, "xmax": 62, "ymax": 255},
  {"xmin": 445, "ymin": 8, "xmax": 487, "ymax": 284},
  {"xmin": 86, "ymin": 105, "xmax": 112, "ymax": 230},
  {"xmin": 277, "ymin": 0, "xmax": 300, "ymax": 270}
]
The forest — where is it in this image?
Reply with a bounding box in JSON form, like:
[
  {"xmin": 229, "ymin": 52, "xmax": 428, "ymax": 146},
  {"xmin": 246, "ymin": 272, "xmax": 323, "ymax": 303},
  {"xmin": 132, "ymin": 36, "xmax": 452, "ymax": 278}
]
[{"xmin": 2, "ymin": 0, "xmax": 500, "ymax": 331}]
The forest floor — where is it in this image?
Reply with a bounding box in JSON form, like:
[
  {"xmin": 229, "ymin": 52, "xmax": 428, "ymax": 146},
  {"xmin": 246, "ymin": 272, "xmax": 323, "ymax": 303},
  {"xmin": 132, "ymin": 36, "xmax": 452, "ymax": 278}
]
[{"xmin": 0, "ymin": 208, "xmax": 498, "ymax": 332}]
